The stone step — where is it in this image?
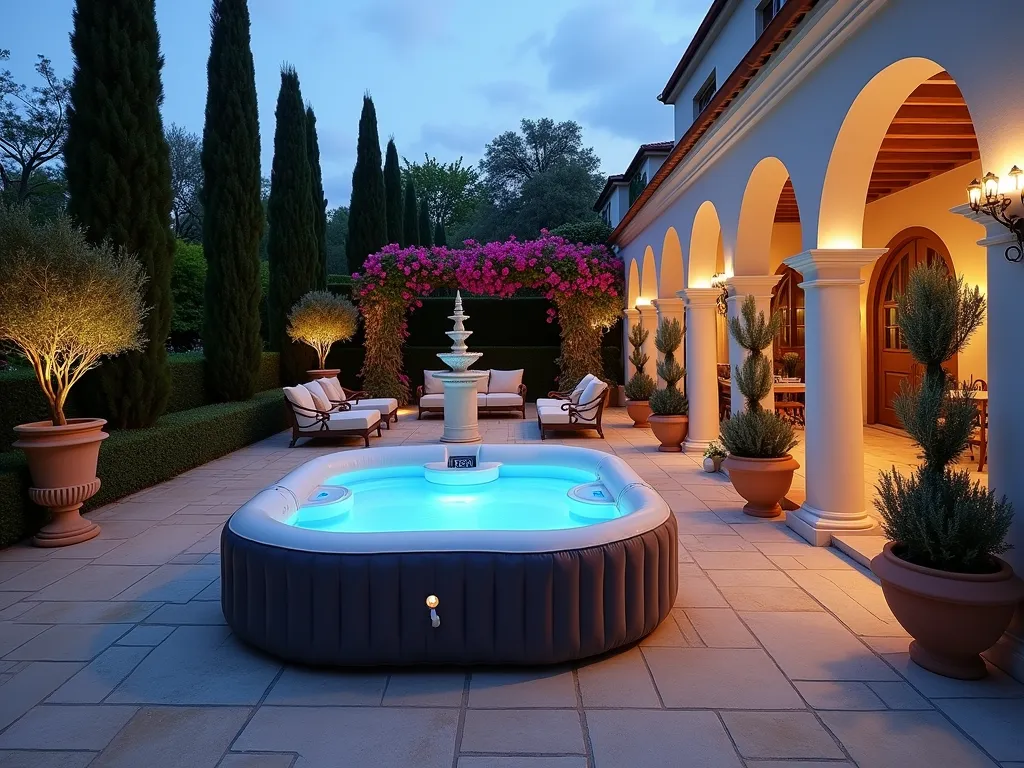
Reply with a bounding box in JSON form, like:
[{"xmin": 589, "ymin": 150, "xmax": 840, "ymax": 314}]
[{"xmin": 832, "ymin": 534, "xmax": 887, "ymax": 569}]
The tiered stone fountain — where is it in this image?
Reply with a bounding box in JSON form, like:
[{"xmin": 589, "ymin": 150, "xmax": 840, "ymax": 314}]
[{"xmin": 435, "ymin": 291, "xmax": 488, "ymax": 444}]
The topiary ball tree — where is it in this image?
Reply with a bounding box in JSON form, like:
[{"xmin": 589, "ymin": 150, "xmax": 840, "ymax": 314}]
[
  {"xmin": 0, "ymin": 207, "xmax": 149, "ymax": 426},
  {"xmin": 649, "ymin": 317, "xmax": 687, "ymax": 415},
  {"xmin": 286, "ymin": 290, "xmax": 359, "ymax": 371},
  {"xmin": 719, "ymin": 295, "xmax": 796, "ymax": 458},
  {"xmin": 875, "ymin": 263, "xmax": 1011, "ymax": 573},
  {"xmin": 624, "ymin": 322, "xmax": 655, "ymax": 401}
]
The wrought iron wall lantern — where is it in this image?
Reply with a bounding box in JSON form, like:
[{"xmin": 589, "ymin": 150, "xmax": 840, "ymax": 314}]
[
  {"xmin": 967, "ymin": 166, "xmax": 1024, "ymax": 262},
  {"xmin": 711, "ymin": 273, "xmax": 729, "ymax": 315}
]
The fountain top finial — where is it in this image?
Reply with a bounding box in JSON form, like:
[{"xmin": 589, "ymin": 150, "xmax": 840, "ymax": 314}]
[{"xmin": 437, "ymin": 290, "xmax": 482, "ymax": 373}]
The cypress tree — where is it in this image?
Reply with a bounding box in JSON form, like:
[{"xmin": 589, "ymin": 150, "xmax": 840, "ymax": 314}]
[
  {"xmin": 346, "ymin": 94, "xmax": 387, "ymax": 270},
  {"xmin": 402, "ymin": 177, "xmax": 419, "ymax": 247},
  {"xmin": 306, "ymin": 104, "xmax": 327, "ymax": 289},
  {"xmin": 434, "ymin": 219, "xmax": 447, "ymax": 247},
  {"xmin": 267, "ymin": 67, "xmax": 317, "ymax": 385},
  {"xmin": 201, "ymin": 0, "xmax": 263, "ymax": 402},
  {"xmin": 64, "ymin": 0, "xmax": 174, "ymax": 428},
  {"xmin": 418, "ymin": 197, "xmax": 433, "ymax": 247},
  {"xmin": 383, "ymin": 138, "xmax": 403, "ymax": 246}
]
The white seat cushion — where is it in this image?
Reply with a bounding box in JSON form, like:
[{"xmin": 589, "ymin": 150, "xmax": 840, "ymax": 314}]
[
  {"xmin": 320, "ymin": 377, "xmax": 345, "ymax": 402},
  {"xmin": 485, "ymin": 392, "xmax": 523, "ymax": 408},
  {"xmin": 301, "ymin": 380, "xmax": 332, "ymax": 412},
  {"xmin": 570, "ymin": 373, "xmax": 598, "ymax": 404},
  {"xmin": 423, "ymin": 370, "xmax": 445, "ymax": 394},
  {"xmin": 419, "ymin": 393, "xmax": 445, "ymax": 407},
  {"xmin": 326, "ymin": 410, "xmax": 379, "ymax": 430},
  {"xmin": 284, "ymin": 386, "xmax": 319, "ymax": 428},
  {"xmin": 538, "ymin": 405, "xmax": 596, "ymax": 425},
  {"xmin": 489, "ymin": 369, "xmax": 522, "ymax": 394},
  {"xmin": 474, "ymin": 370, "xmax": 490, "ymax": 393},
  {"xmin": 535, "ymin": 397, "xmax": 568, "ymax": 410},
  {"xmin": 579, "ymin": 378, "xmax": 608, "ymax": 408},
  {"xmin": 346, "ymin": 397, "xmax": 397, "ymax": 416},
  {"xmin": 476, "ymin": 392, "xmax": 488, "ymax": 406}
]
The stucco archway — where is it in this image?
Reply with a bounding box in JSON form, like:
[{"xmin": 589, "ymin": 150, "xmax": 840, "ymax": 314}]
[
  {"xmin": 688, "ymin": 201, "xmax": 722, "ymax": 288},
  {"xmin": 736, "ymin": 157, "xmax": 799, "ymax": 276},
  {"xmin": 626, "ymin": 258, "xmax": 640, "ymax": 308},
  {"xmin": 640, "ymin": 246, "xmax": 657, "ymax": 302},
  {"xmin": 659, "ymin": 227, "xmax": 684, "ymax": 298}
]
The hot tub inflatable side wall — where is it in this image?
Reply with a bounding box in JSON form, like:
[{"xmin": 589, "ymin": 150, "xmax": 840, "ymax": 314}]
[{"xmin": 220, "ymin": 514, "xmax": 678, "ymax": 666}]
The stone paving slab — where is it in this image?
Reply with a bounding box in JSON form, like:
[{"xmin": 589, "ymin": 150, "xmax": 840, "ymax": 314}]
[{"xmin": 0, "ymin": 411, "xmax": 1019, "ymax": 767}]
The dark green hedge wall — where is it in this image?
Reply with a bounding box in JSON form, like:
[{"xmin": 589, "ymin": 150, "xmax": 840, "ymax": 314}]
[{"xmin": 0, "ymin": 389, "xmax": 287, "ymax": 548}]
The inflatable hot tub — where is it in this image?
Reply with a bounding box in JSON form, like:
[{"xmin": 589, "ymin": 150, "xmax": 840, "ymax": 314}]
[{"xmin": 221, "ymin": 444, "xmax": 677, "ymax": 666}]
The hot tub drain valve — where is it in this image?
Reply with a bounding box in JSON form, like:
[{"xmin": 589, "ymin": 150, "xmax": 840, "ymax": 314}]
[{"xmin": 426, "ymin": 595, "xmax": 440, "ymax": 628}]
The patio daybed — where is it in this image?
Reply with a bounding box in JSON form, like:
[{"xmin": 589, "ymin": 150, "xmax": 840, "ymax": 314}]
[
  {"xmin": 311, "ymin": 377, "xmax": 399, "ymax": 427},
  {"xmin": 416, "ymin": 368, "xmax": 527, "ymax": 419},
  {"xmin": 283, "ymin": 386, "xmax": 382, "ymax": 447},
  {"xmin": 537, "ymin": 376, "xmax": 609, "ymax": 439}
]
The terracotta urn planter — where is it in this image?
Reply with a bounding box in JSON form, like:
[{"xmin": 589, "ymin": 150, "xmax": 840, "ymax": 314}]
[
  {"xmin": 649, "ymin": 415, "xmax": 688, "ymax": 452},
  {"xmin": 606, "ymin": 385, "xmax": 624, "ymax": 408},
  {"xmin": 13, "ymin": 418, "xmax": 108, "ymax": 547},
  {"xmin": 870, "ymin": 542, "xmax": 1024, "ymax": 679},
  {"xmin": 625, "ymin": 400, "xmax": 651, "ymax": 428},
  {"xmin": 722, "ymin": 454, "xmax": 799, "ymax": 518},
  {"xmin": 306, "ymin": 368, "xmax": 341, "ymax": 381}
]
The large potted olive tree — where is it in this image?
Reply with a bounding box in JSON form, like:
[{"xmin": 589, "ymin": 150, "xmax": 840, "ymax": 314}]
[
  {"xmin": 870, "ymin": 264, "xmax": 1022, "ymax": 680},
  {"xmin": 287, "ymin": 290, "xmax": 359, "ymax": 381},
  {"xmin": 720, "ymin": 295, "xmax": 799, "ymax": 517},
  {"xmin": 648, "ymin": 318, "xmax": 688, "ymax": 451},
  {"xmin": 0, "ymin": 207, "xmax": 148, "ymax": 546},
  {"xmin": 624, "ymin": 322, "xmax": 655, "ymax": 427}
]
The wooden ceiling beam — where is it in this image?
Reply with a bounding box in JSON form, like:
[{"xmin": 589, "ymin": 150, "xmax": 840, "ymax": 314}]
[{"xmin": 886, "ymin": 123, "xmax": 976, "ymax": 138}]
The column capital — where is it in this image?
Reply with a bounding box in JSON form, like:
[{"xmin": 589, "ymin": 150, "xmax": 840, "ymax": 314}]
[
  {"xmin": 636, "ymin": 304, "xmax": 659, "ymax": 321},
  {"xmin": 678, "ymin": 287, "xmax": 721, "ymax": 307},
  {"xmin": 653, "ymin": 297, "xmax": 685, "ymax": 313},
  {"xmin": 725, "ymin": 274, "xmax": 781, "ymax": 300},
  {"xmin": 785, "ymin": 249, "xmax": 887, "ymax": 286},
  {"xmin": 623, "ymin": 307, "xmax": 640, "ymax": 320}
]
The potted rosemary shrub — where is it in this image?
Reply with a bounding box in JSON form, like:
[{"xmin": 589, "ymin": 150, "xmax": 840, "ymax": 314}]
[
  {"xmin": 779, "ymin": 351, "xmax": 801, "ymax": 380},
  {"xmin": 720, "ymin": 296, "xmax": 799, "ymax": 517},
  {"xmin": 869, "ymin": 264, "xmax": 1022, "ymax": 680},
  {"xmin": 624, "ymin": 322, "xmax": 655, "ymax": 427},
  {"xmin": 648, "ymin": 318, "xmax": 688, "ymax": 451},
  {"xmin": 286, "ymin": 290, "xmax": 360, "ymax": 381},
  {"xmin": 1, "ymin": 207, "xmax": 148, "ymax": 546}
]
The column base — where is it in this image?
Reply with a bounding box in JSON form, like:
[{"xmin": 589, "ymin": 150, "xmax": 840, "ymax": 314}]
[
  {"xmin": 984, "ymin": 613, "xmax": 1024, "ymax": 683},
  {"xmin": 683, "ymin": 438, "xmax": 713, "ymax": 455},
  {"xmin": 440, "ymin": 435, "xmax": 482, "ymax": 444},
  {"xmin": 786, "ymin": 503, "xmax": 878, "ymax": 547}
]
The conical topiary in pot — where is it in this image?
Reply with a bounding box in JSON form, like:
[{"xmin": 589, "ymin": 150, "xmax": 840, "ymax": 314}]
[
  {"xmin": 720, "ymin": 295, "xmax": 799, "ymax": 517},
  {"xmin": 1, "ymin": 207, "xmax": 149, "ymax": 546},
  {"xmin": 648, "ymin": 318, "xmax": 688, "ymax": 451},
  {"xmin": 869, "ymin": 263, "xmax": 1022, "ymax": 680},
  {"xmin": 624, "ymin": 322, "xmax": 655, "ymax": 427}
]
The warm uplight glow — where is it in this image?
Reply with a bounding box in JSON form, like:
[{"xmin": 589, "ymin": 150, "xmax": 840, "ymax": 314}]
[
  {"xmin": 1011, "ymin": 166, "xmax": 1024, "ymax": 192},
  {"xmin": 426, "ymin": 595, "xmax": 439, "ymax": 609},
  {"xmin": 967, "ymin": 178, "xmax": 983, "ymax": 208},
  {"xmin": 983, "ymin": 172, "xmax": 1000, "ymax": 201},
  {"xmin": 634, "ymin": 297, "xmax": 653, "ymax": 307},
  {"xmin": 287, "ymin": 290, "xmax": 360, "ymax": 369}
]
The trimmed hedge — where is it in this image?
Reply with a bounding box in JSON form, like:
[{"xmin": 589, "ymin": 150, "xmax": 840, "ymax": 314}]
[
  {"xmin": 1, "ymin": 352, "xmax": 282, "ymax": 452},
  {"xmin": 0, "ymin": 389, "xmax": 288, "ymax": 548}
]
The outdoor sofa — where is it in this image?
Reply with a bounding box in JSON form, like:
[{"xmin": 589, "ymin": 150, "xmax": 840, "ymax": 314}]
[{"xmin": 416, "ymin": 368, "xmax": 527, "ymax": 419}]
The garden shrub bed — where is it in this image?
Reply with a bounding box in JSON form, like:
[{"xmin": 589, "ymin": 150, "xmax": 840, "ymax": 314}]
[
  {"xmin": 0, "ymin": 389, "xmax": 288, "ymax": 548},
  {"xmin": 0, "ymin": 352, "xmax": 281, "ymax": 451}
]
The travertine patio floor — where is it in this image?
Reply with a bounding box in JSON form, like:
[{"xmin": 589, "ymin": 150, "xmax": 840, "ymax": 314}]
[{"xmin": 0, "ymin": 406, "xmax": 1019, "ymax": 768}]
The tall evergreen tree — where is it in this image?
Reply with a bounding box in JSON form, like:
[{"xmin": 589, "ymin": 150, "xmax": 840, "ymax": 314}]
[
  {"xmin": 418, "ymin": 197, "xmax": 433, "ymax": 247},
  {"xmin": 267, "ymin": 67, "xmax": 317, "ymax": 385},
  {"xmin": 306, "ymin": 104, "xmax": 327, "ymax": 288},
  {"xmin": 64, "ymin": 0, "xmax": 174, "ymax": 428},
  {"xmin": 434, "ymin": 219, "xmax": 447, "ymax": 247},
  {"xmin": 201, "ymin": 0, "xmax": 263, "ymax": 402},
  {"xmin": 402, "ymin": 176, "xmax": 419, "ymax": 247},
  {"xmin": 383, "ymin": 138, "xmax": 403, "ymax": 246},
  {"xmin": 346, "ymin": 94, "xmax": 387, "ymax": 270}
]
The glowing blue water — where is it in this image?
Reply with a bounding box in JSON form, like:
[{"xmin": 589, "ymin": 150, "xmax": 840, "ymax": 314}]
[{"xmin": 288, "ymin": 465, "xmax": 622, "ymax": 533}]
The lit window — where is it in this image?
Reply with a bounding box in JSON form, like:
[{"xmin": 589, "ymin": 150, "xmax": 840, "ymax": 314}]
[
  {"xmin": 757, "ymin": 0, "xmax": 785, "ymax": 34},
  {"xmin": 693, "ymin": 70, "xmax": 716, "ymax": 119}
]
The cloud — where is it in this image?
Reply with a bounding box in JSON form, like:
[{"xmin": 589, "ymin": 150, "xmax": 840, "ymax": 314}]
[
  {"xmin": 352, "ymin": 0, "xmax": 456, "ymax": 48},
  {"xmin": 408, "ymin": 122, "xmax": 499, "ymax": 162},
  {"xmin": 476, "ymin": 80, "xmax": 541, "ymax": 111}
]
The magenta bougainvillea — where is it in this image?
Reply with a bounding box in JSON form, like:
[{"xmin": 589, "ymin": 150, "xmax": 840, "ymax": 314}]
[{"xmin": 353, "ymin": 235, "xmax": 624, "ymax": 403}]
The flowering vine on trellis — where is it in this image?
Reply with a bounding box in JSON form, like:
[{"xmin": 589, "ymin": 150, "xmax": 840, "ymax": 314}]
[{"xmin": 352, "ymin": 234, "xmax": 625, "ymax": 404}]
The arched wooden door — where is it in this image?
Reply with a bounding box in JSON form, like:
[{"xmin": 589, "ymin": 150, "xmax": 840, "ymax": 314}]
[
  {"xmin": 771, "ymin": 265, "xmax": 805, "ymax": 366},
  {"xmin": 872, "ymin": 229, "xmax": 956, "ymax": 428}
]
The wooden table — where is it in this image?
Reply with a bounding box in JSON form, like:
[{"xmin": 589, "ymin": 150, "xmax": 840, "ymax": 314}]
[
  {"xmin": 953, "ymin": 390, "xmax": 988, "ymax": 471},
  {"xmin": 774, "ymin": 381, "xmax": 806, "ymax": 394}
]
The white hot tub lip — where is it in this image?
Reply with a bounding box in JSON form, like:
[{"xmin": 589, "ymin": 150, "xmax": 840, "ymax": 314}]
[{"xmin": 227, "ymin": 444, "xmax": 671, "ymax": 554}]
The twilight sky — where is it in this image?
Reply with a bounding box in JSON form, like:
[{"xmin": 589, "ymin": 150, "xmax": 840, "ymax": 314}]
[{"xmin": 5, "ymin": 0, "xmax": 708, "ymax": 208}]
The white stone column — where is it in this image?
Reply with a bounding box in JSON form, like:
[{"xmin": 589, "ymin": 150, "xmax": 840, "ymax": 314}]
[
  {"xmin": 725, "ymin": 275, "xmax": 782, "ymax": 412},
  {"xmin": 654, "ymin": 297, "xmax": 685, "ymax": 388},
  {"xmin": 680, "ymin": 288, "xmax": 721, "ymax": 454},
  {"xmin": 622, "ymin": 308, "xmax": 639, "ymax": 383},
  {"xmin": 636, "ymin": 304, "xmax": 659, "ymax": 388},
  {"xmin": 784, "ymin": 249, "xmax": 886, "ymax": 547},
  {"xmin": 954, "ymin": 205, "xmax": 1024, "ymax": 681}
]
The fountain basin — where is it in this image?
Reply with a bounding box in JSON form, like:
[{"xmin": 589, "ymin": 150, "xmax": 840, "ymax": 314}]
[{"xmin": 221, "ymin": 444, "xmax": 677, "ymax": 666}]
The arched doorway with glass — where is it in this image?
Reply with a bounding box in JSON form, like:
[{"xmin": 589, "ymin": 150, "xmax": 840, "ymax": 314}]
[
  {"xmin": 771, "ymin": 263, "xmax": 804, "ymax": 375},
  {"xmin": 868, "ymin": 226, "xmax": 956, "ymax": 428}
]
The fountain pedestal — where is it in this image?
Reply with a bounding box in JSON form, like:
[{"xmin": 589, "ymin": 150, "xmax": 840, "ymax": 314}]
[{"xmin": 435, "ymin": 291, "xmax": 486, "ymax": 444}]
